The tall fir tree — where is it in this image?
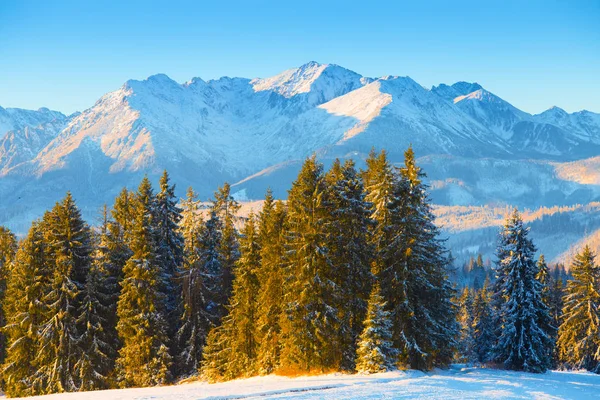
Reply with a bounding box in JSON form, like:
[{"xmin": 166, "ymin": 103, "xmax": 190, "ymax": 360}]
[
  {"xmin": 176, "ymin": 187, "xmax": 206, "ymax": 376},
  {"xmin": 201, "ymin": 214, "xmax": 261, "ymax": 381},
  {"xmin": 154, "ymin": 171, "xmax": 184, "ymax": 341},
  {"xmin": 211, "ymin": 183, "xmax": 240, "ymax": 319},
  {"xmin": 0, "ymin": 226, "xmax": 17, "ymax": 371},
  {"xmin": 116, "ymin": 177, "xmax": 172, "ymax": 387},
  {"xmin": 33, "ymin": 193, "xmax": 93, "ymax": 393},
  {"xmin": 74, "ymin": 206, "xmax": 120, "ymax": 390},
  {"xmin": 355, "ymin": 283, "xmax": 397, "ymax": 373},
  {"xmin": 472, "ymin": 282, "xmax": 495, "ymax": 364},
  {"xmin": 279, "ymin": 156, "xmax": 340, "ymax": 373},
  {"xmin": 255, "ymin": 191, "xmax": 287, "ymax": 374},
  {"xmin": 557, "ymin": 246, "xmax": 600, "ymax": 373},
  {"xmin": 457, "ymin": 288, "xmax": 476, "ymax": 364},
  {"xmin": 492, "ymin": 209, "xmax": 554, "ymax": 373},
  {"xmin": 325, "ymin": 159, "xmax": 373, "ymax": 370},
  {"xmin": 1, "ymin": 222, "xmax": 48, "ymax": 397}
]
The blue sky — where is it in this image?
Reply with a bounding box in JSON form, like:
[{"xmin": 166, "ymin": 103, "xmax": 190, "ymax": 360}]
[{"xmin": 1, "ymin": 0, "xmax": 598, "ymax": 115}]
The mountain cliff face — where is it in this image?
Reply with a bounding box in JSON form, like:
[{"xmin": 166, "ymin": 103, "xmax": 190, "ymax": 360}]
[{"xmin": 1, "ymin": 61, "xmax": 600, "ymax": 263}]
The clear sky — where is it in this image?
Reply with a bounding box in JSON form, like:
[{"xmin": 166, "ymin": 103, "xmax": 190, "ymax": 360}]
[{"xmin": 1, "ymin": 0, "xmax": 598, "ymax": 115}]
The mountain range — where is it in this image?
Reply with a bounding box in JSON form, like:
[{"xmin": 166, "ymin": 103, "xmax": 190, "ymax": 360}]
[{"xmin": 2, "ymin": 61, "xmax": 600, "ymax": 264}]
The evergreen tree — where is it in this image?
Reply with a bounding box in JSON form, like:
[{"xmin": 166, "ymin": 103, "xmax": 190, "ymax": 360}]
[
  {"xmin": 178, "ymin": 209, "xmax": 224, "ymax": 376},
  {"xmin": 154, "ymin": 171, "xmax": 184, "ymax": 339},
  {"xmin": 325, "ymin": 159, "xmax": 373, "ymax": 370},
  {"xmin": 33, "ymin": 193, "xmax": 93, "ymax": 393},
  {"xmin": 492, "ymin": 209, "xmax": 554, "ymax": 373},
  {"xmin": 211, "ymin": 183, "xmax": 240, "ymax": 318},
  {"xmin": 0, "ymin": 226, "xmax": 17, "ymax": 370},
  {"xmin": 279, "ymin": 156, "xmax": 340, "ymax": 373},
  {"xmin": 201, "ymin": 215, "xmax": 261, "ymax": 381},
  {"xmin": 373, "ymin": 147, "xmax": 457, "ymax": 370},
  {"xmin": 355, "ymin": 284, "xmax": 397, "ymax": 374},
  {"xmin": 176, "ymin": 187, "xmax": 206, "ymax": 376},
  {"xmin": 255, "ymin": 191, "xmax": 287, "ymax": 374},
  {"xmin": 557, "ymin": 246, "xmax": 600, "ymax": 373},
  {"xmin": 1, "ymin": 222, "xmax": 48, "ymax": 397},
  {"xmin": 116, "ymin": 177, "xmax": 172, "ymax": 387},
  {"xmin": 457, "ymin": 288, "xmax": 476, "ymax": 364},
  {"xmin": 472, "ymin": 282, "xmax": 495, "ymax": 364}
]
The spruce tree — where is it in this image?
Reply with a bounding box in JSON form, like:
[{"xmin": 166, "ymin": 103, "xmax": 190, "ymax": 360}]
[
  {"xmin": 457, "ymin": 288, "xmax": 476, "ymax": 364},
  {"xmin": 211, "ymin": 183, "xmax": 240, "ymax": 318},
  {"xmin": 557, "ymin": 246, "xmax": 600, "ymax": 373},
  {"xmin": 325, "ymin": 159, "xmax": 373, "ymax": 370},
  {"xmin": 492, "ymin": 209, "xmax": 554, "ymax": 373},
  {"xmin": 255, "ymin": 191, "xmax": 287, "ymax": 374},
  {"xmin": 1, "ymin": 222, "xmax": 48, "ymax": 397},
  {"xmin": 154, "ymin": 170, "xmax": 184, "ymax": 341},
  {"xmin": 472, "ymin": 283, "xmax": 495, "ymax": 364},
  {"xmin": 355, "ymin": 284, "xmax": 397, "ymax": 374},
  {"xmin": 372, "ymin": 147, "xmax": 457, "ymax": 370},
  {"xmin": 33, "ymin": 193, "xmax": 93, "ymax": 393},
  {"xmin": 176, "ymin": 187, "xmax": 206, "ymax": 376},
  {"xmin": 116, "ymin": 177, "xmax": 172, "ymax": 387},
  {"xmin": 0, "ymin": 226, "xmax": 17, "ymax": 370},
  {"xmin": 279, "ymin": 156, "xmax": 340, "ymax": 373},
  {"xmin": 201, "ymin": 215, "xmax": 261, "ymax": 381}
]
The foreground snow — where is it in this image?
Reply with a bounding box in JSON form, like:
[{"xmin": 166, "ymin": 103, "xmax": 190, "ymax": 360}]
[{"xmin": 5, "ymin": 366, "xmax": 600, "ymax": 400}]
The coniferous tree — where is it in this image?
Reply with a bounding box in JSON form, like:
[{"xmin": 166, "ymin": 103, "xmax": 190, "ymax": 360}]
[
  {"xmin": 279, "ymin": 156, "xmax": 340, "ymax": 373},
  {"xmin": 472, "ymin": 282, "xmax": 495, "ymax": 364},
  {"xmin": 154, "ymin": 171, "xmax": 184, "ymax": 340},
  {"xmin": 33, "ymin": 194, "xmax": 93, "ymax": 393},
  {"xmin": 325, "ymin": 159, "xmax": 373, "ymax": 370},
  {"xmin": 255, "ymin": 191, "xmax": 287, "ymax": 374},
  {"xmin": 492, "ymin": 209, "xmax": 554, "ymax": 373},
  {"xmin": 457, "ymin": 288, "xmax": 476, "ymax": 364},
  {"xmin": 355, "ymin": 284, "xmax": 397, "ymax": 374},
  {"xmin": 201, "ymin": 215, "xmax": 261, "ymax": 381},
  {"xmin": 74, "ymin": 206, "xmax": 119, "ymax": 390},
  {"xmin": 116, "ymin": 177, "xmax": 172, "ymax": 387},
  {"xmin": 0, "ymin": 226, "xmax": 17, "ymax": 370},
  {"xmin": 557, "ymin": 246, "xmax": 600, "ymax": 373},
  {"xmin": 1, "ymin": 222, "xmax": 48, "ymax": 397},
  {"xmin": 211, "ymin": 183, "xmax": 240, "ymax": 318},
  {"xmin": 176, "ymin": 187, "xmax": 206, "ymax": 376}
]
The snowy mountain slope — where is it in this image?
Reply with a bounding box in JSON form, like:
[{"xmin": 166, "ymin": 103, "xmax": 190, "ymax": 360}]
[
  {"xmin": 1, "ymin": 61, "xmax": 600, "ymax": 235},
  {"xmin": 5, "ymin": 367, "xmax": 600, "ymax": 400}
]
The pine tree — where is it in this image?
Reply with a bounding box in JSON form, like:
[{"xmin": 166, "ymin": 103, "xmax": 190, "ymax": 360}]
[
  {"xmin": 457, "ymin": 288, "xmax": 476, "ymax": 364},
  {"xmin": 1, "ymin": 222, "xmax": 48, "ymax": 397},
  {"xmin": 33, "ymin": 193, "xmax": 93, "ymax": 393},
  {"xmin": 492, "ymin": 209, "xmax": 554, "ymax": 373},
  {"xmin": 255, "ymin": 191, "xmax": 287, "ymax": 374},
  {"xmin": 279, "ymin": 156, "xmax": 340, "ymax": 373},
  {"xmin": 178, "ymin": 208, "xmax": 224, "ymax": 376},
  {"xmin": 211, "ymin": 183, "xmax": 240, "ymax": 319},
  {"xmin": 355, "ymin": 284, "xmax": 397, "ymax": 374},
  {"xmin": 201, "ymin": 215, "xmax": 261, "ymax": 381},
  {"xmin": 369, "ymin": 147, "xmax": 457, "ymax": 371},
  {"xmin": 154, "ymin": 171, "xmax": 184, "ymax": 341},
  {"xmin": 557, "ymin": 246, "xmax": 600, "ymax": 373},
  {"xmin": 472, "ymin": 283, "xmax": 495, "ymax": 364},
  {"xmin": 325, "ymin": 159, "xmax": 373, "ymax": 370},
  {"xmin": 176, "ymin": 187, "xmax": 206, "ymax": 376},
  {"xmin": 0, "ymin": 226, "xmax": 17, "ymax": 370},
  {"xmin": 116, "ymin": 177, "xmax": 172, "ymax": 387}
]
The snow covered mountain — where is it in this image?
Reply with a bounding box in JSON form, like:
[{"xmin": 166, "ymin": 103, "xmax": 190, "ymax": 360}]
[{"xmin": 1, "ymin": 61, "xmax": 600, "ymax": 249}]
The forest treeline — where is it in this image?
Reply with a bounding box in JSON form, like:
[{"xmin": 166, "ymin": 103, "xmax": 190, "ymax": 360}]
[{"xmin": 0, "ymin": 148, "xmax": 599, "ymax": 398}]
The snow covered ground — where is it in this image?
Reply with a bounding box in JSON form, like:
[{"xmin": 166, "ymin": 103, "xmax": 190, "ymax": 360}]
[{"xmin": 6, "ymin": 366, "xmax": 600, "ymax": 399}]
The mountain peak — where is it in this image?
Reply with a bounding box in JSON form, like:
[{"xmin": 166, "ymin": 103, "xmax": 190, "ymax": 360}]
[{"xmin": 250, "ymin": 61, "xmax": 362, "ymax": 102}]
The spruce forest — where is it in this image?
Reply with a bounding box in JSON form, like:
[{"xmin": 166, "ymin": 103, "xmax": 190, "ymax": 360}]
[{"xmin": 0, "ymin": 147, "xmax": 599, "ymax": 398}]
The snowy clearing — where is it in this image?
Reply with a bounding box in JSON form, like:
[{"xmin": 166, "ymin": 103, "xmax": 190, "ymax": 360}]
[{"xmin": 6, "ymin": 366, "xmax": 600, "ymax": 400}]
